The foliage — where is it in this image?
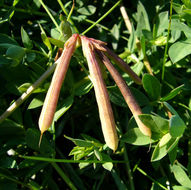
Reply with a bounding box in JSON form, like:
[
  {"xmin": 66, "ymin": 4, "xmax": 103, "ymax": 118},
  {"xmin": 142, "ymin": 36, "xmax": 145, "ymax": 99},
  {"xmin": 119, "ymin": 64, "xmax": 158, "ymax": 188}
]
[{"xmin": 0, "ymin": 0, "xmax": 191, "ymax": 189}]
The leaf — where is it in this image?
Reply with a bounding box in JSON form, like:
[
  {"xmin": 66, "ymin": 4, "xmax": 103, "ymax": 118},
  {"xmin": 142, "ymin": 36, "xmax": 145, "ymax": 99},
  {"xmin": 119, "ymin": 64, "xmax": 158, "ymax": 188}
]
[
  {"xmin": 39, "ymin": 24, "xmax": 52, "ymax": 51},
  {"xmin": 111, "ymin": 169, "xmax": 127, "ymax": 190},
  {"xmin": 65, "ymin": 135, "xmax": 94, "ymax": 147},
  {"xmin": 142, "ymin": 74, "xmax": 161, "ymax": 100},
  {"xmin": 121, "ymin": 127, "xmax": 153, "ymax": 145},
  {"xmin": 160, "ymin": 84, "xmax": 184, "ymax": 101},
  {"xmin": 21, "ymin": 26, "xmax": 33, "ymax": 49},
  {"xmin": 171, "ymin": 164, "xmax": 191, "ymax": 188},
  {"xmin": 156, "ymin": 11, "xmax": 169, "ymax": 36},
  {"xmin": 6, "ymin": 45, "xmax": 25, "ymax": 62},
  {"xmin": 130, "ymin": 87, "xmax": 150, "ymax": 107},
  {"xmin": 151, "ymin": 138, "xmax": 179, "ymax": 162},
  {"xmin": 169, "ymin": 38, "xmax": 191, "ymax": 63},
  {"xmin": 0, "ymin": 33, "xmax": 18, "ymax": 46},
  {"xmin": 101, "ymin": 153, "xmax": 113, "ymax": 171},
  {"xmin": 54, "ymin": 96, "xmax": 73, "ymax": 122},
  {"xmin": 173, "ymin": 186, "xmax": 191, "ymax": 190},
  {"xmin": 74, "ymin": 77, "xmax": 93, "ymax": 96},
  {"xmin": 48, "ymin": 37, "xmax": 65, "ymax": 48},
  {"xmin": 111, "ymin": 24, "xmax": 120, "ymax": 50},
  {"xmin": 136, "ymin": 1, "xmax": 151, "ymax": 37},
  {"xmin": 28, "ymin": 94, "xmax": 44, "ymax": 109},
  {"xmin": 163, "ymin": 102, "xmax": 179, "ymax": 116},
  {"xmin": 26, "ymin": 128, "xmax": 54, "ymax": 155},
  {"xmin": 169, "ymin": 115, "xmax": 186, "ymax": 137},
  {"xmin": 138, "ymin": 114, "xmax": 169, "ymax": 134},
  {"xmin": 107, "ymin": 86, "xmax": 127, "ymax": 107},
  {"xmin": 77, "ymin": 5, "xmax": 96, "ymax": 16},
  {"xmin": 159, "ymin": 133, "xmax": 172, "ymax": 147},
  {"xmin": 0, "ymin": 119, "xmax": 24, "ymax": 139},
  {"xmin": 128, "ymin": 25, "xmax": 136, "ymax": 52}
]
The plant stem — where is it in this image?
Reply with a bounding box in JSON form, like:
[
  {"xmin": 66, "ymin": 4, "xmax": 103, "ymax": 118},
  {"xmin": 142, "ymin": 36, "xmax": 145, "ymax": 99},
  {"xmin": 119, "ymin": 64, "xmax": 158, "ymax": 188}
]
[
  {"xmin": 1, "ymin": 5, "xmax": 48, "ymax": 16},
  {"xmin": 51, "ymin": 162, "xmax": 78, "ymax": 190},
  {"xmin": 162, "ymin": 0, "xmax": 173, "ymax": 81},
  {"xmin": 39, "ymin": 0, "xmax": 61, "ymax": 33},
  {"xmin": 104, "ymin": 46, "xmax": 142, "ymax": 85},
  {"xmin": 123, "ymin": 144, "xmax": 135, "ymax": 190},
  {"xmin": 57, "ymin": 0, "xmax": 79, "ymax": 33},
  {"xmin": 120, "ymin": 4, "xmax": 153, "ymax": 75},
  {"xmin": 81, "ymin": 0, "xmax": 122, "ymax": 35},
  {"xmin": 19, "ymin": 155, "xmax": 127, "ymax": 164},
  {"xmin": 136, "ymin": 167, "xmax": 169, "ymax": 190}
]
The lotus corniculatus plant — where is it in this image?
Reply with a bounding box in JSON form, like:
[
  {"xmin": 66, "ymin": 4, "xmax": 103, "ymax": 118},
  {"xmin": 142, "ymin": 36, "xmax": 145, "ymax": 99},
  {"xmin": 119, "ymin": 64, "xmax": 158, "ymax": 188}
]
[{"xmin": 39, "ymin": 34, "xmax": 151, "ymax": 151}]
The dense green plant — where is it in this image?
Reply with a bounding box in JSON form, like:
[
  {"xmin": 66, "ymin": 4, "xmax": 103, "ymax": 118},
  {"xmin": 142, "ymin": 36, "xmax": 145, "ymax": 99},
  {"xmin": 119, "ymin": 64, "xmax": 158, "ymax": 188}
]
[{"xmin": 0, "ymin": 0, "xmax": 191, "ymax": 189}]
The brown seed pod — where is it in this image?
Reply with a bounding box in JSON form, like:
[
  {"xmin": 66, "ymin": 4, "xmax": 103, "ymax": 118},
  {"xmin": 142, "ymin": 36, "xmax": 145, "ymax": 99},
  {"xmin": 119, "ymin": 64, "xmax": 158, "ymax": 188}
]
[
  {"xmin": 81, "ymin": 36, "xmax": 118, "ymax": 151},
  {"xmin": 38, "ymin": 34, "xmax": 79, "ymax": 144}
]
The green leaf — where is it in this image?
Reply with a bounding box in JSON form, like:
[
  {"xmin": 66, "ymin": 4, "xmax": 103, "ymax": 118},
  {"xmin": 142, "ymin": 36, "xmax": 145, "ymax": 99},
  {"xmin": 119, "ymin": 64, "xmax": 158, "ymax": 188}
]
[
  {"xmin": 173, "ymin": 186, "xmax": 191, "ymax": 190},
  {"xmin": 163, "ymin": 102, "xmax": 179, "ymax": 116},
  {"xmin": 6, "ymin": 45, "xmax": 25, "ymax": 62},
  {"xmin": 160, "ymin": 84, "xmax": 184, "ymax": 101},
  {"xmin": 74, "ymin": 77, "xmax": 93, "ymax": 96},
  {"xmin": 65, "ymin": 135, "xmax": 94, "ymax": 147},
  {"xmin": 128, "ymin": 25, "xmax": 136, "ymax": 52},
  {"xmin": 101, "ymin": 153, "xmax": 113, "ymax": 171},
  {"xmin": 138, "ymin": 114, "xmax": 169, "ymax": 134},
  {"xmin": 169, "ymin": 115, "xmax": 186, "ymax": 137},
  {"xmin": 171, "ymin": 164, "xmax": 191, "ymax": 188},
  {"xmin": 48, "ymin": 37, "xmax": 65, "ymax": 48},
  {"xmin": 54, "ymin": 96, "xmax": 73, "ymax": 122},
  {"xmin": 28, "ymin": 94, "xmax": 44, "ymax": 109},
  {"xmin": 77, "ymin": 5, "xmax": 96, "ymax": 16},
  {"xmin": 39, "ymin": 24, "xmax": 52, "ymax": 51},
  {"xmin": 169, "ymin": 38, "xmax": 191, "ymax": 63},
  {"xmin": 159, "ymin": 133, "xmax": 172, "ymax": 147},
  {"xmin": 121, "ymin": 128, "xmax": 154, "ymax": 145},
  {"xmin": 0, "ymin": 119, "xmax": 24, "ymax": 139},
  {"xmin": 0, "ymin": 33, "xmax": 18, "ymax": 46},
  {"xmin": 111, "ymin": 24, "xmax": 120, "ymax": 50},
  {"xmin": 21, "ymin": 26, "xmax": 33, "ymax": 49},
  {"xmin": 26, "ymin": 128, "xmax": 54, "ymax": 156},
  {"xmin": 130, "ymin": 87, "xmax": 150, "ymax": 107},
  {"xmin": 151, "ymin": 138, "xmax": 179, "ymax": 162},
  {"xmin": 156, "ymin": 11, "xmax": 169, "ymax": 36},
  {"xmin": 107, "ymin": 86, "xmax": 127, "ymax": 107},
  {"xmin": 111, "ymin": 169, "xmax": 127, "ymax": 190},
  {"xmin": 142, "ymin": 74, "xmax": 161, "ymax": 100},
  {"xmin": 136, "ymin": 1, "xmax": 151, "ymax": 37}
]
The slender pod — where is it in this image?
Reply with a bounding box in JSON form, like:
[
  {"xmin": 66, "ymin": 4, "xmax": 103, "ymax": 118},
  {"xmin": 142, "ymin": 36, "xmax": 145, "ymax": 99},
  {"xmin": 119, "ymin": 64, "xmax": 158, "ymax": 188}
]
[
  {"xmin": 98, "ymin": 51, "xmax": 151, "ymax": 137},
  {"xmin": 39, "ymin": 34, "xmax": 79, "ymax": 143},
  {"xmin": 80, "ymin": 36, "xmax": 118, "ymax": 151},
  {"xmin": 103, "ymin": 46, "xmax": 142, "ymax": 85}
]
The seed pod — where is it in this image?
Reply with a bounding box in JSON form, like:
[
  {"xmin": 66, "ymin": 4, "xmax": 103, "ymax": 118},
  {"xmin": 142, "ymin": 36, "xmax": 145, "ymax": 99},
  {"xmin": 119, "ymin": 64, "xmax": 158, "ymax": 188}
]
[
  {"xmin": 39, "ymin": 34, "xmax": 79, "ymax": 144},
  {"xmin": 103, "ymin": 46, "xmax": 142, "ymax": 85},
  {"xmin": 98, "ymin": 51, "xmax": 151, "ymax": 137},
  {"xmin": 80, "ymin": 36, "xmax": 118, "ymax": 151}
]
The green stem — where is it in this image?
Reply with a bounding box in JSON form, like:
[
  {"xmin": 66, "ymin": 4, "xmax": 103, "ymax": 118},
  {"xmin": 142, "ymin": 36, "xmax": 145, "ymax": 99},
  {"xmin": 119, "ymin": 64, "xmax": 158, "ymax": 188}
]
[
  {"xmin": 57, "ymin": 0, "xmax": 79, "ymax": 33},
  {"xmin": 124, "ymin": 145, "xmax": 135, "ymax": 190},
  {"xmin": 51, "ymin": 162, "xmax": 77, "ymax": 190},
  {"xmin": 136, "ymin": 167, "xmax": 169, "ymax": 190},
  {"xmin": 19, "ymin": 155, "xmax": 127, "ymax": 164},
  {"xmin": 161, "ymin": 0, "xmax": 173, "ymax": 81},
  {"xmin": 81, "ymin": 0, "xmax": 122, "ymax": 35},
  {"xmin": 1, "ymin": 5, "xmax": 48, "ymax": 16},
  {"xmin": 39, "ymin": 0, "xmax": 61, "ymax": 33}
]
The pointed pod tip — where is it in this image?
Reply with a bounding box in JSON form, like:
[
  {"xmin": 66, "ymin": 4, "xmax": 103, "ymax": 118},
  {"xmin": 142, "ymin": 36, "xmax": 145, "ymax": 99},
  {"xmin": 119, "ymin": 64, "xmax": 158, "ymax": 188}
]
[{"xmin": 38, "ymin": 133, "xmax": 43, "ymax": 148}]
